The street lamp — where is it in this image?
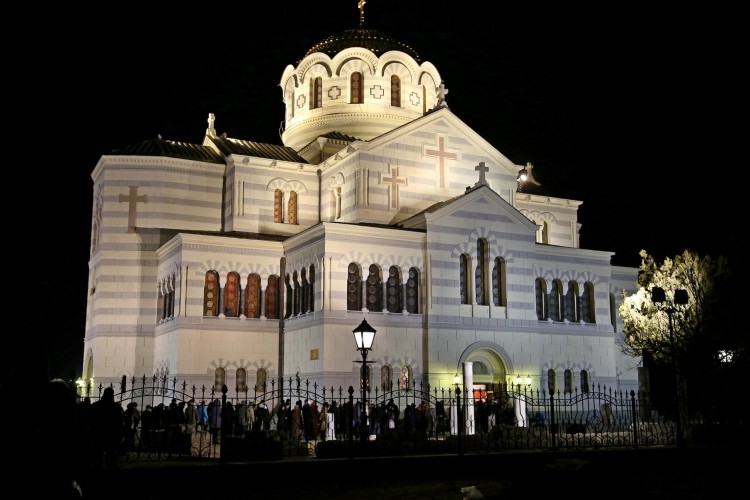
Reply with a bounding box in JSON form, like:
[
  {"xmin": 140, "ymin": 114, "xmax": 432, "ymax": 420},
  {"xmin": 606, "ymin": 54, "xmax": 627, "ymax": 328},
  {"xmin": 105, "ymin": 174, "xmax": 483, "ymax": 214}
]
[
  {"xmin": 353, "ymin": 318, "xmax": 376, "ymax": 444},
  {"xmin": 652, "ymin": 286, "xmax": 689, "ymax": 447}
]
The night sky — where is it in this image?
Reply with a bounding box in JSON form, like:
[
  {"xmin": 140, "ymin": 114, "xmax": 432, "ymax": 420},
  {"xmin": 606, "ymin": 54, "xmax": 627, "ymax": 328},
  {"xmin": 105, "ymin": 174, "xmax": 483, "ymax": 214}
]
[{"xmin": 10, "ymin": 1, "xmax": 740, "ymax": 385}]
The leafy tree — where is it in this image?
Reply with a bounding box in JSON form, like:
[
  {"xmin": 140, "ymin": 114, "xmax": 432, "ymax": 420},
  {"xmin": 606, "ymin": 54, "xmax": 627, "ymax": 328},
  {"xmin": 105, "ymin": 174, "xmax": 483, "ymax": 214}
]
[{"xmin": 619, "ymin": 249, "xmax": 715, "ymax": 439}]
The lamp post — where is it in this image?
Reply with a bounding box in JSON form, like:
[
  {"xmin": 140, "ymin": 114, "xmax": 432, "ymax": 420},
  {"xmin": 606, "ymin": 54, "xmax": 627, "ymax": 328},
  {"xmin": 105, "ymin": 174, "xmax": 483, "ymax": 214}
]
[
  {"xmin": 651, "ymin": 286, "xmax": 689, "ymax": 447},
  {"xmin": 353, "ymin": 318, "xmax": 376, "ymax": 445}
]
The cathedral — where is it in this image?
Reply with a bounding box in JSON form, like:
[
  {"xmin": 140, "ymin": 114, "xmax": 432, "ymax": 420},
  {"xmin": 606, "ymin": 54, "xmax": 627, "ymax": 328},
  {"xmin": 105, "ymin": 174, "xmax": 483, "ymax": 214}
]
[{"xmin": 82, "ymin": 3, "xmax": 640, "ymax": 400}]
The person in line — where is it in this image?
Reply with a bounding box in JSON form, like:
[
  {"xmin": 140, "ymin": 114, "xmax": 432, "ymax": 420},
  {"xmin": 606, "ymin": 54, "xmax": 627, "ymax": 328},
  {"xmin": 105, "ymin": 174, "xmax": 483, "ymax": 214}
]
[{"xmin": 89, "ymin": 387, "xmax": 125, "ymax": 469}]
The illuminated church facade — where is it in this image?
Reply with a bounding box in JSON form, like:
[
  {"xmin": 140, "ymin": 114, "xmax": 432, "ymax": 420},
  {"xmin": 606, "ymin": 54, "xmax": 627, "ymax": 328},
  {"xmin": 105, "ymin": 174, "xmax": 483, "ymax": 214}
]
[{"xmin": 82, "ymin": 5, "xmax": 640, "ymax": 398}]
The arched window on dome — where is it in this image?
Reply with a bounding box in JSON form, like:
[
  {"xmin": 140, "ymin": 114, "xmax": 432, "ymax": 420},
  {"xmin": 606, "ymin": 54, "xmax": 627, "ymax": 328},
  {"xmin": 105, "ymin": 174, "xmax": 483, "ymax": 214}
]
[
  {"xmin": 310, "ymin": 76, "xmax": 322, "ymax": 109},
  {"xmin": 350, "ymin": 72, "xmax": 363, "ymax": 104},
  {"xmin": 391, "ymin": 75, "xmax": 401, "ymax": 107}
]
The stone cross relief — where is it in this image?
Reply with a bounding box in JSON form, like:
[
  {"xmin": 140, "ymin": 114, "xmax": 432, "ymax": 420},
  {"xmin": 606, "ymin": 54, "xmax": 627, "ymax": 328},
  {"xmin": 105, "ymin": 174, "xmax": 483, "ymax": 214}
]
[{"xmin": 119, "ymin": 186, "xmax": 147, "ymax": 233}]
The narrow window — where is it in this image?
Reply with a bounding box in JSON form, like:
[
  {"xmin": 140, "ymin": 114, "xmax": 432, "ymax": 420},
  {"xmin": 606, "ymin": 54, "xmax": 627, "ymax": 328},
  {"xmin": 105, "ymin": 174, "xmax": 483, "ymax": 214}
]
[
  {"xmin": 265, "ymin": 275, "xmax": 279, "ymax": 320},
  {"xmin": 406, "ymin": 267, "xmax": 419, "ymax": 314},
  {"xmin": 366, "ymin": 264, "xmax": 383, "ymax": 311},
  {"xmin": 564, "ymin": 369, "xmax": 573, "ymax": 394},
  {"xmin": 204, "ymin": 270, "xmax": 220, "ymax": 317},
  {"xmin": 535, "ymin": 278, "xmax": 548, "ymax": 320},
  {"xmin": 308, "ymin": 265, "xmax": 316, "ymax": 312},
  {"xmin": 565, "ymin": 281, "xmax": 580, "ymax": 322},
  {"xmin": 399, "ymin": 365, "xmax": 412, "ymax": 391},
  {"xmin": 288, "ymin": 190, "xmax": 298, "ymax": 225},
  {"xmin": 381, "ymin": 364, "xmax": 393, "ymax": 391},
  {"xmin": 492, "ymin": 257, "xmax": 507, "ymax": 307},
  {"xmin": 244, "ymin": 273, "xmax": 261, "ymax": 319},
  {"xmin": 581, "ymin": 281, "xmax": 596, "ymax": 323},
  {"xmin": 475, "ymin": 238, "xmax": 488, "ymax": 305},
  {"xmin": 224, "ymin": 271, "xmax": 241, "ymax": 317},
  {"xmin": 580, "ymin": 370, "xmax": 590, "ymax": 393},
  {"xmin": 547, "ymin": 368, "xmax": 557, "ymax": 395},
  {"xmin": 460, "ymin": 254, "xmax": 471, "ymax": 305},
  {"xmin": 274, "ymin": 189, "xmax": 283, "ymax": 223},
  {"xmin": 386, "ymin": 266, "xmax": 402, "ymax": 313},
  {"xmin": 350, "ymin": 72, "xmax": 363, "ymax": 103},
  {"xmin": 549, "ymin": 279, "xmax": 563, "ymax": 321},
  {"xmin": 390, "ymin": 75, "xmax": 401, "ymax": 107},
  {"xmin": 347, "ymin": 263, "xmax": 362, "ymax": 311},
  {"xmin": 214, "ymin": 367, "xmax": 226, "ymax": 392},
  {"xmin": 236, "ymin": 367, "xmax": 247, "ymax": 391},
  {"xmin": 310, "ymin": 76, "xmax": 322, "ymax": 109},
  {"xmin": 284, "ymin": 274, "xmax": 293, "ymax": 318},
  {"xmin": 256, "ymin": 368, "xmax": 267, "ymax": 392}
]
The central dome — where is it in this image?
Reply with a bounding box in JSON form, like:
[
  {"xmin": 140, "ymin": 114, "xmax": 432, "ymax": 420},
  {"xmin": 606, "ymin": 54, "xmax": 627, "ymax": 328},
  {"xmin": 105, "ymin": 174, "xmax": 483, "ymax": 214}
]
[{"xmin": 304, "ymin": 28, "xmax": 421, "ymax": 62}]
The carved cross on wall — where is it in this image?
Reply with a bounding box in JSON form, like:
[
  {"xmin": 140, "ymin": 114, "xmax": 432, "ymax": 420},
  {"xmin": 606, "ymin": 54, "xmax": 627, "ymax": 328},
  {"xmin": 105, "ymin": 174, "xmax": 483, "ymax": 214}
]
[
  {"xmin": 424, "ymin": 135, "xmax": 458, "ymax": 189},
  {"xmin": 381, "ymin": 165, "xmax": 407, "ymax": 209},
  {"xmin": 119, "ymin": 186, "xmax": 147, "ymax": 234}
]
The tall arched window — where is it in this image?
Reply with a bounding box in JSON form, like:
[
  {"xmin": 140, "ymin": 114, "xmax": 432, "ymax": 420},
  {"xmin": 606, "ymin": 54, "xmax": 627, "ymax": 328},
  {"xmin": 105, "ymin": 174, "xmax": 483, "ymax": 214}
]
[
  {"xmin": 475, "ymin": 238, "xmax": 489, "ymax": 305},
  {"xmin": 390, "ymin": 75, "xmax": 401, "ymax": 107},
  {"xmin": 381, "ymin": 364, "xmax": 393, "ymax": 391},
  {"xmin": 460, "ymin": 254, "xmax": 471, "ymax": 305},
  {"xmin": 541, "ymin": 221, "xmax": 550, "ymax": 244},
  {"xmin": 580, "ymin": 370, "xmax": 590, "ymax": 393},
  {"xmin": 609, "ymin": 293, "xmax": 617, "ymax": 331},
  {"xmin": 547, "ymin": 368, "xmax": 557, "ymax": 394},
  {"xmin": 406, "ymin": 267, "xmax": 419, "ymax": 314},
  {"xmin": 310, "ymin": 76, "xmax": 322, "ymax": 109},
  {"xmin": 360, "ymin": 364, "xmax": 372, "ymax": 393},
  {"xmin": 288, "ymin": 191, "xmax": 298, "ymax": 225},
  {"xmin": 366, "ymin": 264, "xmax": 382, "ymax": 311},
  {"xmin": 347, "ymin": 263, "xmax": 362, "ymax": 311},
  {"xmin": 256, "ymin": 367, "xmax": 268, "ymax": 392},
  {"xmin": 265, "ymin": 275, "xmax": 279, "ymax": 319},
  {"xmin": 565, "ymin": 280, "xmax": 580, "ymax": 322},
  {"xmin": 492, "ymin": 257, "xmax": 507, "ymax": 307},
  {"xmin": 399, "ymin": 365, "xmax": 412, "ymax": 391},
  {"xmin": 386, "ymin": 266, "xmax": 402, "ymax": 313},
  {"xmin": 244, "ymin": 273, "xmax": 261, "ymax": 319},
  {"xmin": 549, "ymin": 279, "xmax": 563, "ymax": 321},
  {"xmin": 236, "ymin": 367, "xmax": 247, "ymax": 391},
  {"xmin": 204, "ymin": 270, "xmax": 220, "ymax": 317},
  {"xmin": 350, "ymin": 72, "xmax": 363, "ymax": 103},
  {"xmin": 224, "ymin": 271, "xmax": 241, "ymax": 317},
  {"xmin": 581, "ymin": 281, "xmax": 596, "ymax": 323},
  {"xmin": 214, "ymin": 367, "xmax": 226, "ymax": 392},
  {"xmin": 274, "ymin": 189, "xmax": 283, "ymax": 223},
  {"xmin": 535, "ymin": 277, "xmax": 548, "ymax": 320},
  {"xmin": 564, "ymin": 369, "xmax": 573, "ymax": 394}
]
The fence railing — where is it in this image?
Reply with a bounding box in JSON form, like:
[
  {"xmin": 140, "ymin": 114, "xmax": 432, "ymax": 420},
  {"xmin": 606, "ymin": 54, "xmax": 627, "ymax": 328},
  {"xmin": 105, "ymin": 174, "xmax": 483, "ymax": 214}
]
[{"xmin": 78, "ymin": 375, "xmax": 746, "ymax": 462}]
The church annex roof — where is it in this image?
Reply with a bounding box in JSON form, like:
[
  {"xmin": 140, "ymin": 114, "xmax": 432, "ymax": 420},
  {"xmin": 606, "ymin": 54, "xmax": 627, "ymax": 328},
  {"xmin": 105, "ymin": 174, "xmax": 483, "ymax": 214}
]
[
  {"xmin": 111, "ymin": 137, "xmax": 225, "ymax": 164},
  {"xmin": 207, "ymin": 136, "xmax": 310, "ymax": 163}
]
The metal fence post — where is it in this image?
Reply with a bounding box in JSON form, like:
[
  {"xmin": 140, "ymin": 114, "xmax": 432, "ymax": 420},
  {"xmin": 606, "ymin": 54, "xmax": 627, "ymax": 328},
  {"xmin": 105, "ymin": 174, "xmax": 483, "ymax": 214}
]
[{"xmin": 630, "ymin": 390, "xmax": 639, "ymax": 449}]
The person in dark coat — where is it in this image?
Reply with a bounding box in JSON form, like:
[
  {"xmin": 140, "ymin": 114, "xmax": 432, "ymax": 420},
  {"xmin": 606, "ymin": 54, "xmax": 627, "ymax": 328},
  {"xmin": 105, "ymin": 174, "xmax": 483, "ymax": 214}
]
[{"xmin": 89, "ymin": 387, "xmax": 124, "ymax": 469}]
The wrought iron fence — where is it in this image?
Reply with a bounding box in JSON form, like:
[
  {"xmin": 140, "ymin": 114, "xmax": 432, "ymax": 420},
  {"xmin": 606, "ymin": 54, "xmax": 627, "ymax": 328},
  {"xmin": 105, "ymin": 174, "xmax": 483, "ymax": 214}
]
[{"xmin": 77, "ymin": 375, "xmax": 745, "ymax": 462}]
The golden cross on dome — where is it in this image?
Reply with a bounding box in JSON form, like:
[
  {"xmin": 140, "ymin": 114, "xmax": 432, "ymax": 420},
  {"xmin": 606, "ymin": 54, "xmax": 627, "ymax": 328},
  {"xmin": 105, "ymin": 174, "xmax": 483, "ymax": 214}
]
[{"xmin": 358, "ymin": 0, "xmax": 366, "ymax": 27}]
